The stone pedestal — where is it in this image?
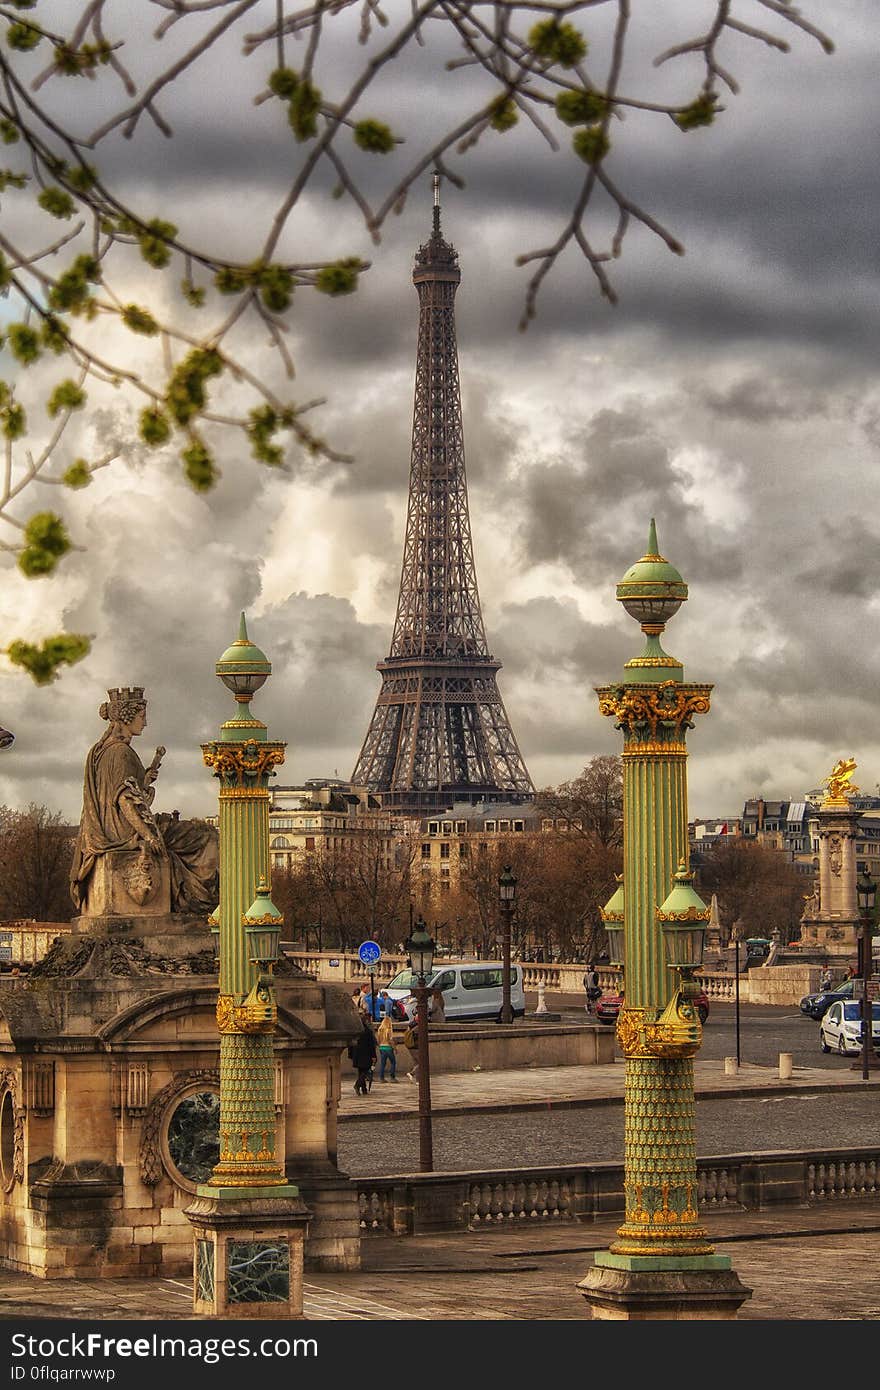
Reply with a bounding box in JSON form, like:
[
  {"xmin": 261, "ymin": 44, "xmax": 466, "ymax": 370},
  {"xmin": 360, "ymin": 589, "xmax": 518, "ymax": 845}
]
[
  {"xmin": 186, "ymin": 1187, "xmax": 310, "ymax": 1318},
  {"xmin": 578, "ymin": 1253, "xmax": 753, "ymax": 1320},
  {"xmin": 83, "ymin": 850, "xmax": 171, "ymax": 917}
]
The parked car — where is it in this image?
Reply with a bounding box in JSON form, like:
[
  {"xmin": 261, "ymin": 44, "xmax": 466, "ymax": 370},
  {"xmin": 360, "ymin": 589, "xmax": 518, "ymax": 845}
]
[
  {"xmin": 595, "ymin": 990, "xmax": 710, "ymax": 1026},
  {"xmin": 799, "ymin": 978, "xmax": 858, "ymax": 1020},
  {"xmin": 819, "ymin": 999, "xmax": 880, "ymax": 1055},
  {"xmin": 384, "ymin": 962, "xmax": 526, "ymax": 1023}
]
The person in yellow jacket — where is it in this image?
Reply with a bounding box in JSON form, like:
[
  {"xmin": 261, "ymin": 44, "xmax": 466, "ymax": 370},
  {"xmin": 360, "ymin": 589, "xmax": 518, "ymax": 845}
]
[{"xmin": 376, "ymin": 1012, "xmax": 398, "ymax": 1082}]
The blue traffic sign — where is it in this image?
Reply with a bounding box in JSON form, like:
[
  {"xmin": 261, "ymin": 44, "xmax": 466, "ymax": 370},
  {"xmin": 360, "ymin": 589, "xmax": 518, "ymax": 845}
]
[{"xmin": 358, "ymin": 940, "xmax": 382, "ymax": 966}]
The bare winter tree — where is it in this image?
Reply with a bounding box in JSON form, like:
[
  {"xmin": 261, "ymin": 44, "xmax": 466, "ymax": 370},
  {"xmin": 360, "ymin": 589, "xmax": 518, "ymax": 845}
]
[
  {"xmin": 0, "ymin": 802, "xmax": 76, "ymax": 921},
  {"xmin": 0, "ymin": 2, "xmax": 834, "ymax": 690},
  {"xmin": 535, "ymin": 754, "xmax": 623, "ymax": 846}
]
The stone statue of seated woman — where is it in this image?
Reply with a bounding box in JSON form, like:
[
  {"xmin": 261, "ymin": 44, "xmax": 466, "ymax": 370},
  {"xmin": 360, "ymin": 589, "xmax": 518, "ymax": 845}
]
[{"xmin": 70, "ymin": 687, "xmax": 219, "ymax": 918}]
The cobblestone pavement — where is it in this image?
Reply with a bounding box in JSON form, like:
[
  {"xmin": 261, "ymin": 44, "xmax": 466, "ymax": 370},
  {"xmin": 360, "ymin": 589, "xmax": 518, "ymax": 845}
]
[
  {"xmin": 337, "ymin": 1089, "xmax": 878, "ymax": 1176},
  {"xmin": 1, "ymin": 1206, "xmax": 879, "ymax": 1321},
  {"xmin": 0, "ymin": 1058, "xmax": 876, "ymax": 1324}
]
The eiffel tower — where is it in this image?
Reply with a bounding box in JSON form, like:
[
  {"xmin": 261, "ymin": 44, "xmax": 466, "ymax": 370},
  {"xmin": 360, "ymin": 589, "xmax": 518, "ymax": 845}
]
[{"xmin": 351, "ymin": 176, "xmax": 534, "ymax": 814}]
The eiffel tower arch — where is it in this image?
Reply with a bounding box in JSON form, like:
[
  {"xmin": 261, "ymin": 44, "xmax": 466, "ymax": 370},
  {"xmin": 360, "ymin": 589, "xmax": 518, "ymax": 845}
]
[{"xmin": 352, "ymin": 176, "xmax": 534, "ymax": 815}]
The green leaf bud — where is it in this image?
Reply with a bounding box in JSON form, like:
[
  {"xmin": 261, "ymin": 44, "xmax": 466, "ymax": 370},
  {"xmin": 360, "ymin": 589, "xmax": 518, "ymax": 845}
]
[
  {"xmin": 0, "ymin": 119, "xmax": 19, "ymax": 144},
  {"xmin": 269, "ymin": 67, "xmax": 299, "ymax": 99},
  {"xmin": 2, "ymin": 402, "xmax": 26, "ymax": 440},
  {"xmin": 164, "ymin": 348, "xmax": 224, "ymax": 426},
  {"xmin": 47, "ymin": 253, "xmax": 100, "ymax": 314},
  {"xmin": 46, "ymin": 379, "xmax": 86, "ymax": 418},
  {"xmin": 6, "ymin": 22, "xmax": 42, "ymax": 51},
  {"xmin": 181, "ymin": 439, "xmax": 217, "ymax": 492},
  {"xmin": 247, "ymin": 404, "xmax": 284, "ymax": 466},
  {"xmin": 139, "ymin": 406, "xmax": 172, "ymax": 447},
  {"xmin": 7, "ymin": 322, "xmax": 41, "ymax": 364},
  {"xmin": 37, "ymin": 185, "xmax": 76, "ymax": 219},
  {"xmin": 674, "ymin": 94, "xmax": 719, "ymax": 131},
  {"xmin": 121, "ymin": 304, "xmax": 160, "ymax": 335},
  {"xmin": 258, "ymin": 264, "xmax": 294, "ymax": 313},
  {"xmin": 67, "ymin": 163, "xmax": 97, "ymax": 192},
  {"xmin": 528, "ymin": 19, "xmax": 587, "ymax": 68},
  {"xmin": 353, "ymin": 119, "xmax": 396, "ymax": 153},
  {"xmin": 18, "ymin": 512, "xmax": 71, "ymax": 577},
  {"xmin": 573, "ymin": 125, "xmax": 610, "ymax": 165},
  {"xmin": 40, "ymin": 315, "xmax": 69, "ymax": 354},
  {"xmin": 314, "ymin": 257, "xmax": 363, "ymax": 296},
  {"xmin": 0, "ymin": 170, "xmax": 28, "ymax": 191},
  {"xmin": 137, "ymin": 219, "xmax": 177, "ymax": 268},
  {"xmin": 6, "ymin": 633, "xmax": 91, "ymax": 686},
  {"xmin": 555, "ymin": 89, "xmax": 608, "ymax": 127},
  {"xmin": 214, "ymin": 267, "xmax": 250, "ymax": 295},
  {"xmin": 62, "ymin": 459, "xmax": 91, "ymax": 489},
  {"xmin": 288, "ymin": 80, "xmax": 321, "ymax": 141},
  {"xmin": 489, "ymin": 97, "xmax": 518, "ymax": 133},
  {"xmin": 181, "ymin": 279, "xmax": 206, "ymax": 308}
]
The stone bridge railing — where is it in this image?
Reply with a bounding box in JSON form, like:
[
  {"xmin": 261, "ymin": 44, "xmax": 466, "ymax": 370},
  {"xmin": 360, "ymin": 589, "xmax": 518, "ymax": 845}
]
[
  {"xmin": 355, "ymin": 1147, "xmax": 880, "ymax": 1236},
  {"xmin": 284, "ymin": 953, "xmax": 761, "ymax": 1003}
]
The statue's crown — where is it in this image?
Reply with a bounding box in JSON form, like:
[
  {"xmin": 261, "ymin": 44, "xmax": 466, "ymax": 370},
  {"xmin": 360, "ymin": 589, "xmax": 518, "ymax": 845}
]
[
  {"xmin": 105, "ymin": 687, "xmax": 146, "ymax": 720},
  {"xmin": 108, "ymin": 686, "xmax": 145, "ymax": 705}
]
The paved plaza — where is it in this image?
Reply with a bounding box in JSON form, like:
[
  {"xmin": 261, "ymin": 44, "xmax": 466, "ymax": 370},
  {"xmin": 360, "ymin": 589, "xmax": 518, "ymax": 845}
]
[{"xmin": 0, "ymin": 1056, "xmax": 876, "ymax": 1323}]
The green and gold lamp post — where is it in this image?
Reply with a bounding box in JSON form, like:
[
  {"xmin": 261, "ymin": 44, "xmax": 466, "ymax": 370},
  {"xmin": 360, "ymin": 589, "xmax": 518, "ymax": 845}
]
[
  {"xmin": 579, "ymin": 522, "xmax": 751, "ymax": 1319},
  {"xmin": 185, "ymin": 613, "xmax": 309, "ymax": 1319}
]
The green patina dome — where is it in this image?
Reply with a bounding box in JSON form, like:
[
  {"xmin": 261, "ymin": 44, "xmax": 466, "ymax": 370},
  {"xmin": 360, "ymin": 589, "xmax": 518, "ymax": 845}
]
[
  {"xmin": 216, "ymin": 611, "xmax": 271, "ymax": 677},
  {"xmin": 616, "ymin": 519, "xmax": 688, "ymax": 628}
]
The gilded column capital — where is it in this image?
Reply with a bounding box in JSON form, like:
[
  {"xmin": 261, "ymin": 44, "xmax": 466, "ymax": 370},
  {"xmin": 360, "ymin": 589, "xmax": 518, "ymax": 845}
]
[
  {"xmin": 596, "ymin": 680, "xmax": 712, "ymax": 745},
  {"xmin": 202, "ymin": 738, "xmax": 286, "ymax": 787}
]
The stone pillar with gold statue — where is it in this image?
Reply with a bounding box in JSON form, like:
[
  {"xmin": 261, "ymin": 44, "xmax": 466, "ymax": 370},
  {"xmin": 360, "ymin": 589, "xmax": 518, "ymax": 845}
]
[
  {"xmin": 578, "ymin": 521, "xmax": 751, "ymax": 1320},
  {"xmin": 798, "ymin": 758, "xmax": 862, "ymax": 959},
  {"xmin": 185, "ymin": 614, "xmax": 309, "ymax": 1319}
]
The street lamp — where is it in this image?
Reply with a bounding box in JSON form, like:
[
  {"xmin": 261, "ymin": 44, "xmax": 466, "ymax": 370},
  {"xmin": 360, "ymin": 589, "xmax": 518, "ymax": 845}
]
[
  {"xmin": 498, "ymin": 865, "xmax": 517, "ymax": 1024},
  {"xmin": 406, "ymin": 914, "xmax": 436, "ymax": 1171},
  {"xmin": 855, "ymin": 869, "xmax": 877, "ymax": 1080}
]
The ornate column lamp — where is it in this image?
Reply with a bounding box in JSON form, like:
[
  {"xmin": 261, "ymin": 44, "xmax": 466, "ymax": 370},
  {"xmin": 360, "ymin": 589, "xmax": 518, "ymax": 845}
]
[
  {"xmin": 579, "ymin": 521, "xmax": 750, "ymax": 1320},
  {"xmin": 498, "ymin": 865, "xmax": 517, "ymax": 1024},
  {"xmin": 185, "ymin": 613, "xmax": 308, "ymax": 1319},
  {"xmin": 854, "ymin": 868, "xmax": 878, "ymax": 1079},
  {"xmin": 406, "ymin": 915, "xmax": 435, "ymax": 1172}
]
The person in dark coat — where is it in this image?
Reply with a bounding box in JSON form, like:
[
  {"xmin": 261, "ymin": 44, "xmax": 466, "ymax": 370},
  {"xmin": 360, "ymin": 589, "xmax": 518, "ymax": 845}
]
[{"xmin": 350, "ymin": 1018, "xmax": 378, "ymax": 1095}]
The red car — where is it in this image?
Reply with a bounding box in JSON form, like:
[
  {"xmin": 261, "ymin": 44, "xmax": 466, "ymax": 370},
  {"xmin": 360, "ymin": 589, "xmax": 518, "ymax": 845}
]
[{"xmin": 595, "ymin": 990, "xmax": 710, "ymax": 1025}]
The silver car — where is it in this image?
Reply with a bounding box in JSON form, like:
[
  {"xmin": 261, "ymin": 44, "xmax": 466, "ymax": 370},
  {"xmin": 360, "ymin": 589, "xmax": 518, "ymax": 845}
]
[{"xmin": 819, "ymin": 999, "xmax": 880, "ymax": 1056}]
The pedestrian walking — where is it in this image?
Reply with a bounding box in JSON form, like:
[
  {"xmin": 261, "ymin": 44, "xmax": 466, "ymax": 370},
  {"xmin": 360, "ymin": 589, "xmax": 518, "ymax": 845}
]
[
  {"xmin": 584, "ymin": 964, "xmax": 601, "ymax": 1014},
  {"xmin": 379, "ymin": 988, "xmax": 396, "ymax": 1019},
  {"xmin": 428, "ymin": 987, "xmax": 446, "ymax": 1024},
  {"xmin": 349, "ymin": 1017, "xmax": 377, "ymax": 1095},
  {"xmin": 403, "ymin": 1018, "xmax": 418, "ymax": 1081},
  {"xmin": 376, "ymin": 1013, "xmax": 398, "ymax": 1081}
]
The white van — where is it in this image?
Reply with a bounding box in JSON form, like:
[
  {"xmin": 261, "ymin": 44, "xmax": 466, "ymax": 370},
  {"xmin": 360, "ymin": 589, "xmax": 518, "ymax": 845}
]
[{"xmin": 385, "ymin": 961, "xmax": 526, "ymax": 1023}]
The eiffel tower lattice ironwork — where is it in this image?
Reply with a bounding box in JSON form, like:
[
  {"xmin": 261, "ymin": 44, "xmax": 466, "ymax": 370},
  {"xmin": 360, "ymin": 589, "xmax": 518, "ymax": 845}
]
[{"xmin": 352, "ymin": 176, "xmax": 534, "ymax": 814}]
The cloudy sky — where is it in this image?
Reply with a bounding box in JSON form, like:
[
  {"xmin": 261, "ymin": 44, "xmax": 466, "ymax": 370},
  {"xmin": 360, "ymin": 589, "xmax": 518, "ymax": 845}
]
[{"xmin": 1, "ymin": 2, "xmax": 878, "ymax": 824}]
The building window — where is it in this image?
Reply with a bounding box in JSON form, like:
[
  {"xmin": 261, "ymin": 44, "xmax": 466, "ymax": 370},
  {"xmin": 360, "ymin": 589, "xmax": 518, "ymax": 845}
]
[
  {"xmin": 514, "ymin": 820, "xmax": 524, "ymax": 832},
  {"xmin": 440, "ymin": 880, "xmax": 451, "ymax": 892},
  {"xmin": 442, "ymin": 821, "xmax": 453, "ymax": 835},
  {"xmin": 499, "ymin": 820, "xmax": 510, "ymax": 832},
  {"xmin": 421, "ymin": 843, "xmax": 431, "ymax": 859},
  {"xmin": 440, "ymin": 843, "xmax": 450, "ymax": 859},
  {"xmin": 485, "ymin": 820, "xmax": 496, "ymax": 832},
  {"xmin": 459, "ymin": 843, "xmax": 468, "ymax": 858},
  {"xmin": 542, "ymin": 819, "xmax": 554, "ymax": 832},
  {"xmin": 305, "ymin": 837, "xmax": 315, "ymax": 851},
  {"xmin": 440, "ymin": 865, "xmax": 450, "ymax": 877},
  {"xmin": 421, "ymin": 866, "xmax": 431, "ymax": 879},
  {"xmin": 456, "ymin": 821, "xmax": 467, "ymax": 834},
  {"xmin": 428, "ymin": 821, "xmax": 439, "ymax": 836}
]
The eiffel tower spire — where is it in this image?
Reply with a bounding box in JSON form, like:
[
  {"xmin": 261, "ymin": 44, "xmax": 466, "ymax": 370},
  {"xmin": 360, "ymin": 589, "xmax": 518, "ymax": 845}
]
[{"xmin": 351, "ymin": 176, "xmax": 534, "ymax": 814}]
